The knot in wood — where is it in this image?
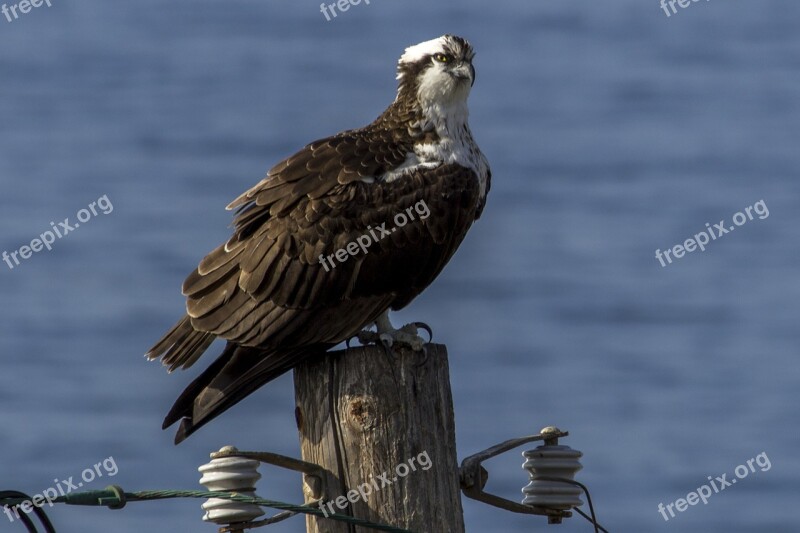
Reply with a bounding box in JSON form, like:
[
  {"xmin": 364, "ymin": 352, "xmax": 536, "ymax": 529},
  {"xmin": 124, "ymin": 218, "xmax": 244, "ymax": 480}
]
[{"xmin": 346, "ymin": 395, "xmax": 377, "ymax": 431}]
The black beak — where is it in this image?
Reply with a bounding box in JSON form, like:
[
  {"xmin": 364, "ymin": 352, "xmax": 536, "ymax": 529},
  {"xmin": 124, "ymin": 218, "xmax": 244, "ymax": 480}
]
[{"xmin": 451, "ymin": 62, "xmax": 476, "ymax": 87}]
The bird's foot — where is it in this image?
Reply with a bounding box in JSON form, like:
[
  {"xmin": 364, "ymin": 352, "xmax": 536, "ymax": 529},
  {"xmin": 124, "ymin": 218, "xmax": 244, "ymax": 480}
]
[{"xmin": 355, "ymin": 321, "xmax": 433, "ymax": 352}]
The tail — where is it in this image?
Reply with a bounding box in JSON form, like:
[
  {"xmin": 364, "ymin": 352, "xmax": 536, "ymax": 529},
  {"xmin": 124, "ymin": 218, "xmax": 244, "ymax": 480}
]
[
  {"xmin": 162, "ymin": 341, "xmax": 330, "ymax": 444},
  {"xmin": 147, "ymin": 315, "xmax": 331, "ymax": 443}
]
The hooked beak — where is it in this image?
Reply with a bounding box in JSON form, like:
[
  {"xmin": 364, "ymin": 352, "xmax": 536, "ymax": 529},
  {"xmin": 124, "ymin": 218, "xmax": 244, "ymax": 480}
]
[{"xmin": 450, "ymin": 62, "xmax": 476, "ymax": 87}]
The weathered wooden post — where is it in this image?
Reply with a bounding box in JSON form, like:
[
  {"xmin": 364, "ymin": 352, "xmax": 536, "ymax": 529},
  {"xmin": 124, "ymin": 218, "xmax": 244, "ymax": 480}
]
[{"xmin": 294, "ymin": 343, "xmax": 464, "ymax": 533}]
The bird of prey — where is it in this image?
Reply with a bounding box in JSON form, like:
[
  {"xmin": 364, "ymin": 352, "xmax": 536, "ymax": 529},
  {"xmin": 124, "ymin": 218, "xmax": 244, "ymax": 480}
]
[{"xmin": 147, "ymin": 34, "xmax": 491, "ymax": 444}]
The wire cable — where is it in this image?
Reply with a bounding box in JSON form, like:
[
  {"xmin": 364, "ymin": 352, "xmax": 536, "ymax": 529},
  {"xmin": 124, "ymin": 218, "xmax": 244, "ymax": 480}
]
[
  {"xmin": 2, "ymin": 487, "xmax": 413, "ymax": 533},
  {"xmin": 530, "ymin": 477, "xmax": 609, "ymax": 533},
  {"xmin": 0, "ymin": 491, "xmax": 56, "ymax": 533}
]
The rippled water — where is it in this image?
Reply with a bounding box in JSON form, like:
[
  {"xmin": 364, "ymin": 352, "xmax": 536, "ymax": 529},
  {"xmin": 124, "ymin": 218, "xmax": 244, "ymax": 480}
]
[{"xmin": 1, "ymin": 1, "xmax": 798, "ymax": 532}]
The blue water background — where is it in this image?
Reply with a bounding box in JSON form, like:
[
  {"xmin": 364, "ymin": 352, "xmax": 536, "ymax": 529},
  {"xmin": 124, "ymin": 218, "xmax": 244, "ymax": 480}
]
[{"xmin": 1, "ymin": 1, "xmax": 798, "ymax": 531}]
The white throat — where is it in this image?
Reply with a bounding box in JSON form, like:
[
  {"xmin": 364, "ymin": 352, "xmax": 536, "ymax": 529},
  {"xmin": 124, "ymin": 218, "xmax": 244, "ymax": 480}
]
[
  {"xmin": 414, "ymin": 82, "xmax": 488, "ymax": 197},
  {"xmin": 382, "ymin": 87, "xmax": 489, "ymax": 201}
]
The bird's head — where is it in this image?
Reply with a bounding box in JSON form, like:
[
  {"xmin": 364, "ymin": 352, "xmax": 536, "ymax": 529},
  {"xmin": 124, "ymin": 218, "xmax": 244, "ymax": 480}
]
[{"xmin": 396, "ymin": 35, "xmax": 476, "ymax": 109}]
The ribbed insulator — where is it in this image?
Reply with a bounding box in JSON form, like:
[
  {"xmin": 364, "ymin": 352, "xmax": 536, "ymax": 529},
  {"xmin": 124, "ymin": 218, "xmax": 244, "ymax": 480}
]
[
  {"xmin": 521, "ymin": 443, "xmax": 584, "ymax": 509},
  {"xmin": 198, "ymin": 446, "xmax": 265, "ymax": 525}
]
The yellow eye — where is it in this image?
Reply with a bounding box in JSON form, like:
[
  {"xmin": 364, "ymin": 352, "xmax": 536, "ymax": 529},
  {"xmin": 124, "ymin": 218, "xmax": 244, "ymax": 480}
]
[{"xmin": 433, "ymin": 53, "xmax": 450, "ymax": 63}]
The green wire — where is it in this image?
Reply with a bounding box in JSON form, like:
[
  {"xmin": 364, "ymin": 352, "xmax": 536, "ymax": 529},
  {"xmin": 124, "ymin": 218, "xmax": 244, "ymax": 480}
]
[{"xmin": 38, "ymin": 486, "xmax": 415, "ymax": 533}]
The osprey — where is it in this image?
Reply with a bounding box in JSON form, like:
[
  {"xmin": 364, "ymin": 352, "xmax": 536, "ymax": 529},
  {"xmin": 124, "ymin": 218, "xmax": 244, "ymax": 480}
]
[{"xmin": 147, "ymin": 34, "xmax": 491, "ymax": 444}]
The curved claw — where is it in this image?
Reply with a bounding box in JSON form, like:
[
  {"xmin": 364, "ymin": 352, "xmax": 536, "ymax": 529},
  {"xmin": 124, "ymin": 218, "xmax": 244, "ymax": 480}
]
[
  {"xmin": 414, "ymin": 344, "xmax": 431, "ymax": 368},
  {"xmin": 355, "ymin": 322, "xmax": 430, "ymax": 352},
  {"xmin": 411, "ymin": 322, "xmax": 433, "ymax": 343}
]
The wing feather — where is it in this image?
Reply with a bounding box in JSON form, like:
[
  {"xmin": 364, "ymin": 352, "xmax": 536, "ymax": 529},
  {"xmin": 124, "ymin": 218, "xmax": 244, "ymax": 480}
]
[
  {"xmin": 186, "ymin": 272, "xmax": 239, "ymax": 318},
  {"xmin": 151, "ymin": 127, "xmax": 484, "ymax": 371},
  {"xmin": 196, "ymin": 242, "xmax": 244, "ymax": 276}
]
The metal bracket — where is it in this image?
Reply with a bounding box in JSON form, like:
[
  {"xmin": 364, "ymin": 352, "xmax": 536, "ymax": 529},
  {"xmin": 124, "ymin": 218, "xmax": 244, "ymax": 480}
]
[
  {"xmin": 459, "ymin": 427, "xmax": 572, "ymax": 524},
  {"xmin": 210, "ymin": 447, "xmax": 327, "ymax": 502}
]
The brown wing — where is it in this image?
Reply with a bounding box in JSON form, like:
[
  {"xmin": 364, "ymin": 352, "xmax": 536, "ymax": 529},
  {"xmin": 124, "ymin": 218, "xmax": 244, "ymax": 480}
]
[
  {"xmin": 146, "ymin": 130, "xmax": 483, "ymax": 443},
  {"xmin": 187, "ymin": 160, "xmax": 480, "ymax": 348},
  {"xmin": 147, "ymin": 133, "xmax": 481, "ymax": 370}
]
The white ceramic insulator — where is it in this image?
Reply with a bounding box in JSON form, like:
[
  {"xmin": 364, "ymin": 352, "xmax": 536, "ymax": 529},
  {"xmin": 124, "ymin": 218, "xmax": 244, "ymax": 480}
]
[
  {"xmin": 521, "ymin": 444, "xmax": 584, "ymax": 509},
  {"xmin": 198, "ymin": 448, "xmax": 265, "ymax": 525}
]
